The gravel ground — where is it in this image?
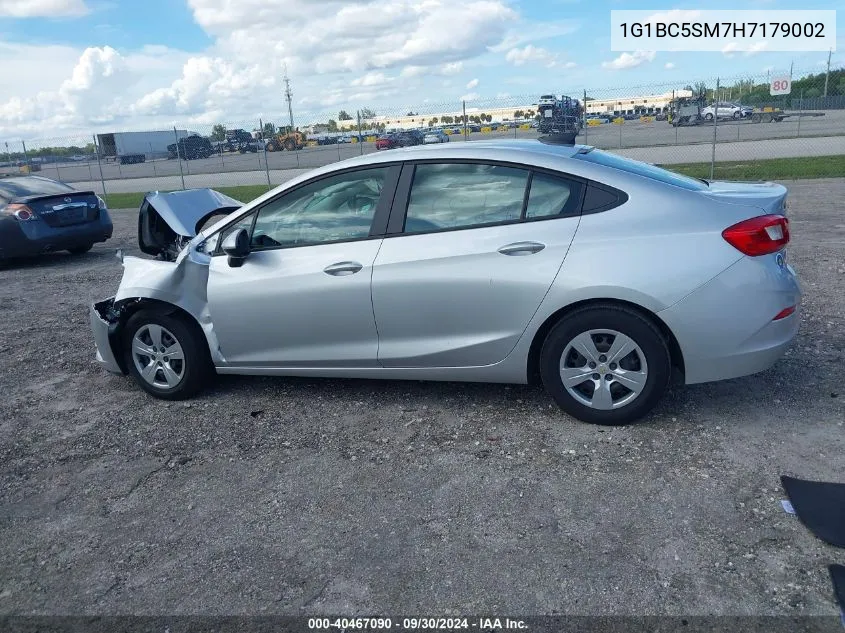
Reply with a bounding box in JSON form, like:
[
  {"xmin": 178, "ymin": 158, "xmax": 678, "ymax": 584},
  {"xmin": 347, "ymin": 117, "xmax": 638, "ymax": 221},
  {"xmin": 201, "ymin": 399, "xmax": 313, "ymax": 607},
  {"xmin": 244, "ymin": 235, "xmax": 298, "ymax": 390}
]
[{"xmin": 0, "ymin": 179, "xmax": 843, "ymax": 617}]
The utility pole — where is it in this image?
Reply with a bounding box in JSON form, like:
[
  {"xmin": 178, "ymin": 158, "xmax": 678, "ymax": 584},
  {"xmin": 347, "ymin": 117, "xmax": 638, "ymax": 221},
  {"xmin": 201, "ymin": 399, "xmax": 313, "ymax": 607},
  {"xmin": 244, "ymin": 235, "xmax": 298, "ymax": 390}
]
[
  {"xmin": 824, "ymin": 49, "xmax": 832, "ymax": 96},
  {"xmin": 283, "ymin": 65, "xmax": 295, "ymax": 132}
]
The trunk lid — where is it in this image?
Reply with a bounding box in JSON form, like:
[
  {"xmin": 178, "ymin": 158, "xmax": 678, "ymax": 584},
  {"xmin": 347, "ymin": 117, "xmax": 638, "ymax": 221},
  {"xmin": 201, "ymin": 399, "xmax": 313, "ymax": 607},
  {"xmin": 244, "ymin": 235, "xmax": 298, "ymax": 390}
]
[
  {"xmin": 702, "ymin": 180, "xmax": 788, "ymax": 215},
  {"xmin": 24, "ymin": 191, "xmax": 101, "ymax": 227}
]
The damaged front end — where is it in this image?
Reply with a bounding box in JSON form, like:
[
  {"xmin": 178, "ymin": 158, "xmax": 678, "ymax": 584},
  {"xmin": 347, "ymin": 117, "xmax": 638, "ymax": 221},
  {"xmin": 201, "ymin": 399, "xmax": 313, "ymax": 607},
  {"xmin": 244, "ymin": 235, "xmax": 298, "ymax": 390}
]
[
  {"xmin": 138, "ymin": 188, "xmax": 242, "ymax": 262},
  {"xmin": 91, "ymin": 296, "xmax": 134, "ymax": 374},
  {"xmin": 91, "ymin": 188, "xmax": 243, "ymax": 374}
]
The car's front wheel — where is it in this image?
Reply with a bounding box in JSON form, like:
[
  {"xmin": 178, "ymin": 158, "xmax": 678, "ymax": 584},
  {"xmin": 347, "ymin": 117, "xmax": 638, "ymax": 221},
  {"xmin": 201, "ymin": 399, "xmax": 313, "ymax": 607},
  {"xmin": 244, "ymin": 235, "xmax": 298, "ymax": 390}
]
[
  {"xmin": 123, "ymin": 310, "xmax": 212, "ymax": 400},
  {"xmin": 704, "ymin": 113, "xmax": 714, "ymax": 121},
  {"xmin": 540, "ymin": 305, "xmax": 671, "ymax": 425}
]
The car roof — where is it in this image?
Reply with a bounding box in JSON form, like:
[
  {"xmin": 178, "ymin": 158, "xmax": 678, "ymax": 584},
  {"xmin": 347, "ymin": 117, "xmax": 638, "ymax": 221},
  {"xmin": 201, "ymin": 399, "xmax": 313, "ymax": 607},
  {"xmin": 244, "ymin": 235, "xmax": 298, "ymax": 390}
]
[{"xmin": 350, "ymin": 139, "xmax": 585, "ymax": 162}]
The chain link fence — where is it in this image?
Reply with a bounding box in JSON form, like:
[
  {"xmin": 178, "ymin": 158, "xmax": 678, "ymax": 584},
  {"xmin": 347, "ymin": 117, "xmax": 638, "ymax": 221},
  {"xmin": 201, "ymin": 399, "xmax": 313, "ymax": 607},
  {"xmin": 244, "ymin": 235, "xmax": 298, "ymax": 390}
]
[{"xmin": 2, "ymin": 66, "xmax": 843, "ymax": 204}]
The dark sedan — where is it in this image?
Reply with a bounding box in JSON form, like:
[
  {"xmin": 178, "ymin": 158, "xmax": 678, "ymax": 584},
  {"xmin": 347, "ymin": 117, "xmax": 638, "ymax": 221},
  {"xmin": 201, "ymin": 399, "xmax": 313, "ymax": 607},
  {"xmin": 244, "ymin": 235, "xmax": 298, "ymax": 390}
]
[{"xmin": 0, "ymin": 174, "xmax": 112, "ymax": 260}]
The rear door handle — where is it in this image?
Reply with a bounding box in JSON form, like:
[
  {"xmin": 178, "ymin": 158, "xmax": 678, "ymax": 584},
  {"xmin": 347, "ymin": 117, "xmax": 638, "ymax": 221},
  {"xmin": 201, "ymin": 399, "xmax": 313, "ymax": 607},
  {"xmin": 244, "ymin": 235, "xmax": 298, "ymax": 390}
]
[
  {"xmin": 323, "ymin": 261, "xmax": 363, "ymax": 276},
  {"xmin": 497, "ymin": 241, "xmax": 546, "ymax": 256}
]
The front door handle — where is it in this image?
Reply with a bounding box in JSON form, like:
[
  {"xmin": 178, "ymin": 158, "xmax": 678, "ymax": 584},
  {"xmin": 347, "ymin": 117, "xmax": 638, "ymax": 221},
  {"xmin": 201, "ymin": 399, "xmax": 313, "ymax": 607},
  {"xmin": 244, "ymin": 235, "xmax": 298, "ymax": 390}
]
[
  {"xmin": 323, "ymin": 261, "xmax": 363, "ymax": 276},
  {"xmin": 497, "ymin": 241, "xmax": 546, "ymax": 256}
]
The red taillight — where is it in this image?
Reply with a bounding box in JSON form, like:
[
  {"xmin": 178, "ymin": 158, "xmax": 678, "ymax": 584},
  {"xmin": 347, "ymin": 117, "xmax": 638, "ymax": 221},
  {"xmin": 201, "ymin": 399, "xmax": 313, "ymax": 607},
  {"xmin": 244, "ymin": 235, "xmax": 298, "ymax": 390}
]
[
  {"xmin": 1, "ymin": 203, "xmax": 36, "ymax": 221},
  {"xmin": 773, "ymin": 306, "xmax": 796, "ymax": 321},
  {"xmin": 722, "ymin": 214, "xmax": 789, "ymax": 256}
]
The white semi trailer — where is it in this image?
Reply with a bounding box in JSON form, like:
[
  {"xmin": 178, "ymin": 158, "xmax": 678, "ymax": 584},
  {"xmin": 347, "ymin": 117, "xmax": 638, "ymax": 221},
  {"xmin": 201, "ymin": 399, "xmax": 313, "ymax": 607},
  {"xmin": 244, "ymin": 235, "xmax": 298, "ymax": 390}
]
[{"xmin": 96, "ymin": 130, "xmax": 191, "ymax": 164}]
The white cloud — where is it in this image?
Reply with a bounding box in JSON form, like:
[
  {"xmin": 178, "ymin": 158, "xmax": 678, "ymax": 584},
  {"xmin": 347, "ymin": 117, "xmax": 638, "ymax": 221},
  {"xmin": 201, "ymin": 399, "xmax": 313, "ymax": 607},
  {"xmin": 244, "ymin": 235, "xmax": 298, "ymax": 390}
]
[
  {"xmin": 187, "ymin": 0, "xmax": 516, "ymax": 73},
  {"xmin": 400, "ymin": 65, "xmax": 425, "ymax": 77},
  {"xmin": 602, "ymin": 51, "xmax": 656, "ymax": 70},
  {"xmin": 489, "ymin": 20, "xmax": 580, "ymax": 53},
  {"xmin": 665, "ymin": 62, "xmax": 675, "ymax": 69},
  {"xmin": 0, "ymin": 0, "xmax": 586, "ymax": 136},
  {"xmin": 460, "ymin": 92, "xmax": 480, "ymax": 102},
  {"xmin": 504, "ymin": 44, "xmax": 573, "ymax": 69},
  {"xmin": 0, "ymin": 0, "xmax": 88, "ymax": 17},
  {"xmin": 351, "ymin": 72, "xmax": 392, "ymax": 87},
  {"xmin": 132, "ymin": 56, "xmax": 275, "ymax": 117},
  {"xmin": 441, "ymin": 62, "xmax": 463, "ymax": 75},
  {"xmin": 0, "ymin": 46, "xmax": 141, "ymax": 135}
]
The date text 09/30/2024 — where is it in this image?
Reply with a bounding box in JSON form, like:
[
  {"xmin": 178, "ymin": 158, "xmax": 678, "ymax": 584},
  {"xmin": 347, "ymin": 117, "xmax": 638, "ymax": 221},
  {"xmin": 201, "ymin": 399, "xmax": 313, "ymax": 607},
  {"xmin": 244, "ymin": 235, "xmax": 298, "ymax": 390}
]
[{"xmin": 307, "ymin": 617, "xmax": 528, "ymax": 630}]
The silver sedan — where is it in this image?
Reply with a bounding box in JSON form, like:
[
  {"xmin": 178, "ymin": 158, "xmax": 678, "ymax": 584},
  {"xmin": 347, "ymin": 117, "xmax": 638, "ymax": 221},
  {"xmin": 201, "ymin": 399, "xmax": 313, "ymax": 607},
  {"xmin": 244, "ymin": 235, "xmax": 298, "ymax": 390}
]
[{"xmin": 90, "ymin": 140, "xmax": 800, "ymax": 425}]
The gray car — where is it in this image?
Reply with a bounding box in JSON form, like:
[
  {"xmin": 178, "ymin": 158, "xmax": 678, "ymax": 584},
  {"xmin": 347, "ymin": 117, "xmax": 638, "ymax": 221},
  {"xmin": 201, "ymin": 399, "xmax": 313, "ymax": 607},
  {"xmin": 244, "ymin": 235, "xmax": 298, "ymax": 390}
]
[{"xmin": 90, "ymin": 140, "xmax": 800, "ymax": 425}]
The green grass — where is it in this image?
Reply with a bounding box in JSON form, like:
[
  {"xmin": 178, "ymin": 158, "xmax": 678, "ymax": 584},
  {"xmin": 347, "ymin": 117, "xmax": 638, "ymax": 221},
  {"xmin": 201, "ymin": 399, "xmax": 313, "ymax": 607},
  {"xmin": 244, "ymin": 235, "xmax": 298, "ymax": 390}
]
[
  {"xmin": 663, "ymin": 155, "xmax": 845, "ymax": 181},
  {"xmin": 104, "ymin": 184, "xmax": 273, "ymax": 210},
  {"xmin": 103, "ymin": 155, "xmax": 845, "ymax": 209}
]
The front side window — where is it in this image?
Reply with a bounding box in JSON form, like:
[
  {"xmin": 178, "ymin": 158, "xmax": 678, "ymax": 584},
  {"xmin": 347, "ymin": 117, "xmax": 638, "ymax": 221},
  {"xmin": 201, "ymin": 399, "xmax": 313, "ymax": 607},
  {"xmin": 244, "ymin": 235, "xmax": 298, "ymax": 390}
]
[
  {"xmin": 404, "ymin": 163, "xmax": 528, "ymax": 233},
  {"xmin": 210, "ymin": 211, "xmax": 257, "ymax": 253},
  {"xmin": 248, "ymin": 167, "xmax": 387, "ymax": 249}
]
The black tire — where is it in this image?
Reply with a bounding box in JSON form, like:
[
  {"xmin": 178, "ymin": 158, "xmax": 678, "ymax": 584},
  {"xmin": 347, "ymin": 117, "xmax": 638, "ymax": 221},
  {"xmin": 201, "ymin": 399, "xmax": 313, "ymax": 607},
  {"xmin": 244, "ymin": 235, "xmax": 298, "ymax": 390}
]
[
  {"xmin": 704, "ymin": 113, "xmax": 714, "ymax": 121},
  {"xmin": 123, "ymin": 310, "xmax": 212, "ymax": 400},
  {"xmin": 732, "ymin": 111, "xmax": 741, "ymax": 120},
  {"xmin": 67, "ymin": 243, "xmax": 93, "ymax": 255},
  {"xmin": 539, "ymin": 305, "xmax": 671, "ymax": 426},
  {"xmin": 266, "ymin": 142, "xmax": 276, "ymax": 152}
]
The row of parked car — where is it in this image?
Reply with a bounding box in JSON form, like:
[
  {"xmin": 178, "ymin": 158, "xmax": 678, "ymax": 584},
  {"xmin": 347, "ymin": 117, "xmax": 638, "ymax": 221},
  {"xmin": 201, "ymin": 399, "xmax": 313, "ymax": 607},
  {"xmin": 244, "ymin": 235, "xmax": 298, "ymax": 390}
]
[{"xmin": 374, "ymin": 130, "xmax": 452, "ymax": 149}]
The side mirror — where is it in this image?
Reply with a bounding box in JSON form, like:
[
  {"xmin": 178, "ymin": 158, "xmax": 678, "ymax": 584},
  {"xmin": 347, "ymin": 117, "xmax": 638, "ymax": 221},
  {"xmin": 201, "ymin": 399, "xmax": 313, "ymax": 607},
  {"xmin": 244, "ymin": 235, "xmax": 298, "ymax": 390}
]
[{"xmin": 221, "ymin": 228, "xmax": 250, "ymax": 268}]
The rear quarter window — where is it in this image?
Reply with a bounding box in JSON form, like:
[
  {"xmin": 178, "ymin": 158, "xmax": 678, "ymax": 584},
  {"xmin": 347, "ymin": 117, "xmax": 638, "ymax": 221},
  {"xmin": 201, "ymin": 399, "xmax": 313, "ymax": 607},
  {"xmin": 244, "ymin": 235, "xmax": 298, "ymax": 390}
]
[
  {"xmin": 573, "ymin": 149, "xmax": 708, "ymax": 191},
  {"xmin": 0, "ymin": 176, "xmax": 74, "ymax": 199}
]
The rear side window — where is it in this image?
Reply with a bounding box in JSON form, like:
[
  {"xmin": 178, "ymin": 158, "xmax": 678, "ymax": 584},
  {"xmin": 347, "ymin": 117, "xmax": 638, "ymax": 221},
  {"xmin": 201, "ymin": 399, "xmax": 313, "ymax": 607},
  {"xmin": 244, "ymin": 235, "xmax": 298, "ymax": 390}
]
[
  {"xmin": 525, "ymin": 172, "xmax": 583, "ymax": 219},
  {"xmin": 404, "ymin": 163, "xmax": 528, "ymax": 233},
  {"xmin": 0, "ymin": 176, "xmax": 74, "ymax": 200},
  {"xmin": 573, "ymin": 149, "xmax": 708, "ymax": 191}
]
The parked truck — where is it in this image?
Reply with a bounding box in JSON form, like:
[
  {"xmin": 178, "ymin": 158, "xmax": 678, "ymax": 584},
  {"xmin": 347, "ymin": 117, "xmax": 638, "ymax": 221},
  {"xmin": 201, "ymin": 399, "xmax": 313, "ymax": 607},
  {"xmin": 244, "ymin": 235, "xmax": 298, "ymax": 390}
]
[
  {"xmin": 96, "ymin": 130, "xmax": 191, "ymax": 163},
  {"xmin": 537, "ymin": 95, "xmax": 582, "ymax": 142}
]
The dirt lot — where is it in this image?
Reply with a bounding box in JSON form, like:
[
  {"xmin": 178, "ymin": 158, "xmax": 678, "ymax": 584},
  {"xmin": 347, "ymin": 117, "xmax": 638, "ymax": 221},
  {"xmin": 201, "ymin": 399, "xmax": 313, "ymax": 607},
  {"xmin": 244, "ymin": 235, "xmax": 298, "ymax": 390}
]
[{"xmin": 1, "ymin": 179, "xmax": 844, "ymax": 618}]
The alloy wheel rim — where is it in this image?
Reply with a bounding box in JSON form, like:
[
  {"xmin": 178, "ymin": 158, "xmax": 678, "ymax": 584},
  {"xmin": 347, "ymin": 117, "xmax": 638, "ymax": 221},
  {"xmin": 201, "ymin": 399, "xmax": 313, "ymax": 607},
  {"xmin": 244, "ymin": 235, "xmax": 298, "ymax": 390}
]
[
  {"xmin": 559, "ymin": 329, "xmax": 648, "ymax": 410},
  {"xmin": 131, "ymin": 324, "xmax": 186, "ymax": 389}
]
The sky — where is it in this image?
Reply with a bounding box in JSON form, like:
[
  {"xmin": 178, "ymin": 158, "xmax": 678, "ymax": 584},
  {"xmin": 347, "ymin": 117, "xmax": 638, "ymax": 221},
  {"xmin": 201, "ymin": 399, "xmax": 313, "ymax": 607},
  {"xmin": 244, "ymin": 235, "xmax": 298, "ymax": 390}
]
[{"xmin": 0, "ymin": 0, "xmax": 842, "ymax": 140}]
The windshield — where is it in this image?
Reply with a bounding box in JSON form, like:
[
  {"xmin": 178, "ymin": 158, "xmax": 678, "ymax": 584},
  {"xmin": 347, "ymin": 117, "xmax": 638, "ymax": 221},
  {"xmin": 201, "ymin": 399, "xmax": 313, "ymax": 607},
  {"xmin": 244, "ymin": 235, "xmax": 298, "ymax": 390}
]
[{"xmin": 573, "ymin": 149, "xmax": 709, "ymax": 191}]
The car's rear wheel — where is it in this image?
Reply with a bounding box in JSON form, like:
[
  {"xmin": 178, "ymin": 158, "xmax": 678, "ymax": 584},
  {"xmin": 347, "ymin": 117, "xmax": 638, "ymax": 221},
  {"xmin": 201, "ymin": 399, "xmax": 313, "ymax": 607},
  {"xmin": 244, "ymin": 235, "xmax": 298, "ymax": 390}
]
[
  {"xmin": 67, "ymin": 243, "xmax": 93, "ymax": 255},
  {"xmin": 123, "ymin": 310, "xmax": 211, "ymax": 400},
  {"xmin": 540, "ymin": 305, "xmax": 671, "ymax": 425}
]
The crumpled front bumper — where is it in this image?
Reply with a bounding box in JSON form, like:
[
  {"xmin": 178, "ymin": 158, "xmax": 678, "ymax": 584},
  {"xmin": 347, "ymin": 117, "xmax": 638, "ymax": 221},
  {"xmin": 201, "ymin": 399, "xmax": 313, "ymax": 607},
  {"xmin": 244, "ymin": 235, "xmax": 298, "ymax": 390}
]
[{"xmin": 90, "ymin": 298, "xmax": 124, "ymax": 374}]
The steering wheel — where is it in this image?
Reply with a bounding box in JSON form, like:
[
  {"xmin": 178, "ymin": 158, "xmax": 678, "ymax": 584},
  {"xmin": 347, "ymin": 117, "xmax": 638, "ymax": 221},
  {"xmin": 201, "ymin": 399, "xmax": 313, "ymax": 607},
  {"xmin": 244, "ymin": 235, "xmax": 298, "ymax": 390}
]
[{"xmin": 350, "ymin": 194, "xmax": 376, "ymax": 215}]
